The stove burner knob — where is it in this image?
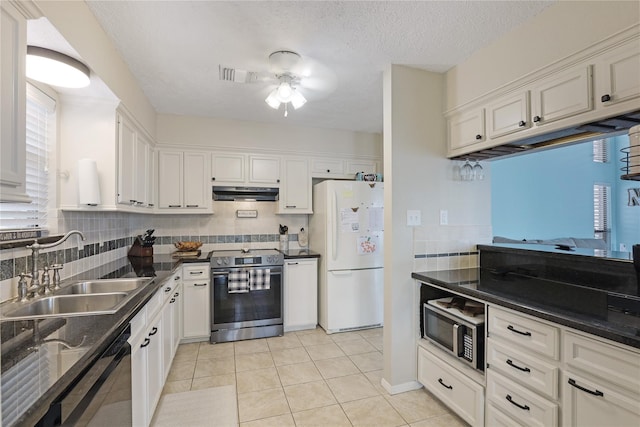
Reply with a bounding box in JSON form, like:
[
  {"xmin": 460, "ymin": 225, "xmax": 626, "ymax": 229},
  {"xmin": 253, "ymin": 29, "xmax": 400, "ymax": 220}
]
[
  {"xmin": 216, "ymin": 259, "xmax": 222, "ymax": 266},
  {"xmin": 223, "ymin": 258, "xmax": 229, "ymax": 265}
]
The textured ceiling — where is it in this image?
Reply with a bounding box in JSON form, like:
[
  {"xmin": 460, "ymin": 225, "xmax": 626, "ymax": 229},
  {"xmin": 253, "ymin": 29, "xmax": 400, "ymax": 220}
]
[{"xmin": 74, "ymin": 1, "xmax": 555, "ymax": 134}]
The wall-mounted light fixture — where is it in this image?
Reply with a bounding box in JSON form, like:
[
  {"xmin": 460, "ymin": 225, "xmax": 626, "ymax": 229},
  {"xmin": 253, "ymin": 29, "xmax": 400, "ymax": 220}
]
[{"xmin": 26, "ymin": 46, "xmax": 90, "ymax": 88}]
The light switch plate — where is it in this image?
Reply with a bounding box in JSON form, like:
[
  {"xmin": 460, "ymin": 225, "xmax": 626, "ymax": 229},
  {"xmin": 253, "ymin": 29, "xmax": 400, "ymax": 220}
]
[
  {"xmin": 407, "ymin": 210, "xmax": 421, "ymax": 226},
  {"xmin": 440, "ymin": 210, "xmax": 448, "ymax": 225}
]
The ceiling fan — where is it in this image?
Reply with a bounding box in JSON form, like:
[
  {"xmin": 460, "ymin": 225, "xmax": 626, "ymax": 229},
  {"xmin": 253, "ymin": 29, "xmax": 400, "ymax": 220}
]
[{"xmin": 219, "ymin": 50, "xmax": 336, "ymax": 117}]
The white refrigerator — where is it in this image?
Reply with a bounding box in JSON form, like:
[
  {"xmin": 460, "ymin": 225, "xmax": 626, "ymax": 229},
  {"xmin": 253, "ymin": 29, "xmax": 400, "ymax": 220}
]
[{"xmin": 309, "ymin": 180, "xmax": 384, "ymax": 333}]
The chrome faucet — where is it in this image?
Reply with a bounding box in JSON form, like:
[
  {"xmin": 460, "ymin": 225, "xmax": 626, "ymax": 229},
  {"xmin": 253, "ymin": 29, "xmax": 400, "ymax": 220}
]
[{"xmin": 26, "ymin": 230, "xmax": 85, "ymax": 296}]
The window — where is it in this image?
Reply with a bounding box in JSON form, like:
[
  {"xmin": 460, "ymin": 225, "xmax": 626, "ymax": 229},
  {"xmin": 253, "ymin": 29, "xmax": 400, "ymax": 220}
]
[
  {"xmin": 593, "ymin": 183, "xmax": 610, "ymax": 244},
  {"xmin": 0, "ymin": 84, "xmax": 55, "ymax": 230},
  {"xmin": 592, "ymin": 139, "xmax": 608, "ymax": 163}
]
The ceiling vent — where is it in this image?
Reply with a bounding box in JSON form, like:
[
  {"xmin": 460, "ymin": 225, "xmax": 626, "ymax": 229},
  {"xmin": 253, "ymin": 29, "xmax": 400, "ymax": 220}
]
[{"xmin": 218, "ymin": 66, "xmax": 258, "ymax": 83}]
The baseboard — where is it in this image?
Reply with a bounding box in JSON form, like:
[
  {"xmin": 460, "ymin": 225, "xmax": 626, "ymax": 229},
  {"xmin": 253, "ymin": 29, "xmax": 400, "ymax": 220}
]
[{"xmin": 381, "ymin": 378, "xmax": 423, "ymax": 395}]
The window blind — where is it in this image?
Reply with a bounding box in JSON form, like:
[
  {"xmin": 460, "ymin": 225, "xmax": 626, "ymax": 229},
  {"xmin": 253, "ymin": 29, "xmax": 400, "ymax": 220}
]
[
  {"xmin": 592, "ymin": 139, "xmax": 608, "ymax": 163},
  {"xmin": 593, "ymin": 183, "xmax": 610, "ymax": 243},
  {"xmin": 0, "ymin": 84, "xmax": 54, "ymax": 230}
]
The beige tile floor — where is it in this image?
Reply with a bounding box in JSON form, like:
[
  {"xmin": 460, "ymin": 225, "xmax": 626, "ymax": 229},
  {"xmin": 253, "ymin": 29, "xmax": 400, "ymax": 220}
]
[{"xmin": 157, "ymin": 327, "xmax": 468, "ymax": 426}]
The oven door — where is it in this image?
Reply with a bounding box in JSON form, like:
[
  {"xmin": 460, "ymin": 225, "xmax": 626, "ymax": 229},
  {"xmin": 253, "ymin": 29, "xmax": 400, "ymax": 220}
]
[{"xmin": 211, "ymin": 266, "xmax": 283, "ymax": 329}]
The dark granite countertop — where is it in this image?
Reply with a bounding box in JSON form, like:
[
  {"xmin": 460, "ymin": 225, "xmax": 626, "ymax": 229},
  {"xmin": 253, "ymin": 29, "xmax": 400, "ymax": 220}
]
[
  {"xmin": 412, "ymin": 267, "xmax": 640, "ymax": 350},
  {"xmin": 0, "ymin": 254, "xmax": 203, "ymax": 427},
  {"xmin": 280, "ymin": 249, "xmax": 321, "ymax": 259}
]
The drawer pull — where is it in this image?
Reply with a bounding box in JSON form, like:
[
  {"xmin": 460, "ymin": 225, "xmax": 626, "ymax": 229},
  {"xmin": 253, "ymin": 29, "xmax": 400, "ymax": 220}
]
[
  {"xmin": 140, "ymin": 338, "xmax": 150, "ymax": 348},
  {"xmin": 165, "ymin": 287, "xmax": 172, "ymax": 292},
  {"xmin": 149, "ymin": 327, "xmax": 158, "ymax": 336},
  {"xmin": 507, "ymin": 325, "xmax": 532, "ymax": 336},
  {"xmin": 506, "ymin": 394, "xmax": 530, "ymax": 411},
  {"xmin": 170, "ymin": 298, "xmax": 176, "ymax": 303},
  {"xmin": 174, "ymin": 292, "xmax": 179, "ymax": 297},
  {"xmin": 437, "ymin": 378, "xmax": 453, "ymax": 390},
  {"xmin": 194, "ymin": 283, "xmax": 208, "ymax": 287},
  {"xmin": 506, "ymin": 359, "xmax": 531, "ymax": 373},
  {"xmin": 189, "ymin": 271, "xmax": 204, "ymax": 275},
  {"xmin": 568, "ymin": 378, "xmax": 604, "ymax": 397}
]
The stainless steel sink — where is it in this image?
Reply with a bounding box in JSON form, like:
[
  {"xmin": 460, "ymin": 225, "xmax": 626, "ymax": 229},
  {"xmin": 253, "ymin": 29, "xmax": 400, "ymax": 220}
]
[
  {"xmin": 59, "ymin": 278, "xmax": 151, "ymax": 295},
  {"xmin": 2, "ymin": 293, "xmax": 129, "ymax": 320}
]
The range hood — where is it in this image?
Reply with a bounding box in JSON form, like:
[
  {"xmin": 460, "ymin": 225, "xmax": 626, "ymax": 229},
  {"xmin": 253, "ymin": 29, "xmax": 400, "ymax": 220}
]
[
  {"xmin": 452, "ymin": 110, "xmax": 640, "ymax": 161},
  {"xmin": 212, "ymin": 186, "xmax": 279, "ymax": 202}
]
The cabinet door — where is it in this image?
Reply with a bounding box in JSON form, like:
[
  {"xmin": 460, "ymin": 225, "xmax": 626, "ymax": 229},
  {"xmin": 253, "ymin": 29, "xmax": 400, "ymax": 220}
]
[
  {"xmin": 487, "ymin": 91, "xmax": 531, "ymax": 139},
  {"xmin": 531, "ymin": 65, "xmax": 593, "ymax": 126},
  {"xmin": 562, "ymin": 371, "xmax": 640, "ymax": 427},
  {"xmin": 182, "ymin": 281, "xmax": 210, "ymax": 339},
  {"xmin": 147, "ymin": 145, "xmax": 156, "ymax": 208},
  {"xmin": 117, "ymin": 114, "xmax": 137, "ymax": 205},
  {"xmin": 133, "ymin": 134, "xmax": 149, "ymax": 207},
  {"xmin": 211, "ymin": 152, "xmax": 245, "ymax": 184},
  {"xmin": 448, "ymin": 108, "xmax": 485, "ymax": 152},
  {"xmin": 130, "ymin": 335, "xmax": 149, "ymax": 427},
  {"xmin": 183, "ymin": 151, "xmax": 209, "ymax": 209},
  {"xmin": 311, "ymin": 158, "xmax": 346, "ymax": 177},
  {"xmin": 249, "ymin": 155, "xmax": 281, "ymax": 184},
  {"xmin": 596, "ymin": 41, "xmax": 640, "ymax": 107},
  {"xmin": 161, "ymin": 300, "xmax": 173, "ymax": 380},
  {"xmin": 0, "ymin": 3, "xmax": 28, "ymax": 203},
  {"xmin": 146, "ymin": 316, "xmax": 164, "ymax": 419},
  {"xmin": 158, "ymin": 150, "xmax": 183, "ymax": 208},
  {"xmin": 172, "ymin": 282, "xmax": 183, "ymax": 355},
  {"xmin": 346, "ymin": 159, "xmax": 378, "ymax": 176},
  {"xmin": 284, "ymin": 259, "xmax": 318, "ymax": 331},
  {"xmin": 279, "ymin": 158, "xmax": 311, "ymax": 214}
]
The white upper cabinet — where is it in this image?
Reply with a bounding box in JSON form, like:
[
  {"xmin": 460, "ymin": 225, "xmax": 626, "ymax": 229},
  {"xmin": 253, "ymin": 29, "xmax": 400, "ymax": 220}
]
[
  {"xmin": 530, "ymin": 65, "xmax": 593, "ymax": 126},
  {"xmin": 158, "ymin": 150, "xmax": 210, "ymax": 212},
  {"xmin": 116, "ymin": 114, "xmax": 137, "ymax": 206},
  {"xmin": 595, "ymin": 40, "xmax": 640, "ymax": 108},
  {"xmin": 249, "ymin": 155, "xmax": 280, "ymax": 185},
  {"xmin": 0, "ymin": 2, "xmax": 28, "ymax": 203},
  {"xmin": 346, "ymin": 159, "xmax": 378, "ymax": 176},
  {"xmin": 448, "ymin": 108, "xmax": 486, "ymax": 152},
  {"xmin": 487, "ymin": 91, "xmax": 531, "ymax": 139},
  {"xmin": 311, "ymin": 158, "xmax": 345, "ymax": 178},
  {"xmin": 147, "ymin": 145, "xmax": 156, "ymax": 208},
  {"xmin": 278, "ymin": 157, "xmax": 311, "ymax": 214},
  {"xmin": 211, "ymin": 152, "xmax": 245, "ymax": 185}
]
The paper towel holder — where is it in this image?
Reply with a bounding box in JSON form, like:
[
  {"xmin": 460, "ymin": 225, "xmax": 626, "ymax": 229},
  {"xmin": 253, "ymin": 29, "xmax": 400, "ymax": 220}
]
[{"xmin": 77, "ymin": 158, "xmax": 101, "ymax": 206}]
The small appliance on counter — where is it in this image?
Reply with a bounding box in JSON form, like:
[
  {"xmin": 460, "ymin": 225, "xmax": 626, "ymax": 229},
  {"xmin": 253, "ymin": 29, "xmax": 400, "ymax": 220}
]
[{"xmin": 128, "ymin": 229, "xmax": 156, "ymax": 258}]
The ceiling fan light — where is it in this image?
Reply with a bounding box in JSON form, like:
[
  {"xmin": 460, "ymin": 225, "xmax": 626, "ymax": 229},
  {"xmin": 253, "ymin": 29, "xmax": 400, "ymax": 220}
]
[
  {"xmin": 290, "ymin": 90, "xmax": 307, "ymax": 109},
  {"xmin": 276, "ymin": 81, "xmax": 293, "ymax": 101},
  {"xmin": 265, "ymin": 90, "xmax": 281, "ymax": 109},
  {"xmin": 26, "ymin": 46, "xmax": 90, "ymax": 88}
]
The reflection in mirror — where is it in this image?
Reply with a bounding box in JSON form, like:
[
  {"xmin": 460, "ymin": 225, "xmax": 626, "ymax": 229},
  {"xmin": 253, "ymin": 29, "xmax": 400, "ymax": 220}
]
[{"xmin": 491, "ymin": 134, "xmax": 639, "ymax": 258}]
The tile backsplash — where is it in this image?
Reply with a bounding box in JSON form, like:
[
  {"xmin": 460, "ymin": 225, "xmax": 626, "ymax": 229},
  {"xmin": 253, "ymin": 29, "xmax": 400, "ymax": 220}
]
[{"xmin": 0, "ymin": 202, "xmax": 308, "ymax": 302}]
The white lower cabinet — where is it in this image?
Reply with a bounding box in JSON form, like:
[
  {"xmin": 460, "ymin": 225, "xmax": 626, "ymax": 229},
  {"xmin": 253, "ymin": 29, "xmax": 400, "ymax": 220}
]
[
  {"xmin": 182, "ymin": 263, "xmax": 211, "ymax": 340},
  {"xmin": 130, "ymin": 273, "xmax": 182, "ymax": 426},
  {"xmin": 417, "ymin": 344, "xmax": 485, "ymax": 427},
  {"xmin": 283, "ymin": 258, "xmax": 318, "ymax": 332}
]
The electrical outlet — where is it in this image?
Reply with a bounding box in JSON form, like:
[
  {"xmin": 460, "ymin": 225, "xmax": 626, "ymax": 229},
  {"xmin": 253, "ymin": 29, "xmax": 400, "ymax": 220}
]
[
  {"xmin": 620, "ymin": 243, "xmax": 628, "ymax": 252},
  {"xmin": 407, "ymin": 210, "xmax": 421, "ymax": 226},
  {"xmin": 439, "ymin": 210, "xmax": 448, "ymax": 225}
]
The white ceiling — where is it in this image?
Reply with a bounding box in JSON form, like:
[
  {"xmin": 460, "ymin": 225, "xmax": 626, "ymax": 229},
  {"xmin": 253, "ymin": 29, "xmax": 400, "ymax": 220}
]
[{"xmin": 40, "ymin": 1, "xmax": 557, "ymax": 134}]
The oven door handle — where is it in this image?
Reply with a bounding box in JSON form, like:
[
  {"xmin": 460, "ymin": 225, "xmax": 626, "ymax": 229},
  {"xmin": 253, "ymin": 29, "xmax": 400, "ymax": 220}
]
[{"xmin": 213, "ymin": 271, "xmax": 230, "ymax": 278}]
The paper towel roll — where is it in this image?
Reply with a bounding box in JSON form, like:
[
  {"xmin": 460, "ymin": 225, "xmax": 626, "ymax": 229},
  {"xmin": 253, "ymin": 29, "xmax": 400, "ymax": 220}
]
[{"xmin": 77, "ymin": 159, "xmax": 101, "ymax": 206}]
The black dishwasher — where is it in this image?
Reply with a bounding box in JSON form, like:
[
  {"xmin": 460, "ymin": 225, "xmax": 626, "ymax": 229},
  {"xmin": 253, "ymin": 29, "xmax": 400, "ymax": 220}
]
[{"xmin": 36, "ymin": 325, "xmax": 132, "ymax": 426}]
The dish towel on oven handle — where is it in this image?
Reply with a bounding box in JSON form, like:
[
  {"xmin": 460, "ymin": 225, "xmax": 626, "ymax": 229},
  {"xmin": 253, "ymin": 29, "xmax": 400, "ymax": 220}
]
[
  {"xmin": 249, "ymin": 268, "xmax": 271, "ymax": 291},
  {"xmin": 228, "ymin": 269, "xmax": 249, "ymax": 293}
]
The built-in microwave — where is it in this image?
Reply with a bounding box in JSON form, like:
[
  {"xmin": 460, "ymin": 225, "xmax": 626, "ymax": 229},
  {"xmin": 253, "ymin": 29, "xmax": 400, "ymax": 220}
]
[{"xmin": 423, "ymin": 297, "xmax": 485, "ymax": 370}]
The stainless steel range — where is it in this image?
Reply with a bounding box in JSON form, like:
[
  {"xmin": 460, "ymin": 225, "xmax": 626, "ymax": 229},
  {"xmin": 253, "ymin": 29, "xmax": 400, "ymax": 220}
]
[{"xmin": 210, "ymin": 249, "xmax": 284, "ymax": 343}]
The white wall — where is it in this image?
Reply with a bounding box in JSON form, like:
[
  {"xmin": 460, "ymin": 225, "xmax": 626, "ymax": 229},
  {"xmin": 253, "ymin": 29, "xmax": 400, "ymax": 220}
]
[
  {"xmin": 156, "ymin": 114, "xmax": 382, "ymax": 159},
  {"xmin": 382, "ymin": 65, "xmax": 492, "ymax": 392},
  {"xmin": 446, "ymin": 0, "xmax": 640, "ymax": 109}
]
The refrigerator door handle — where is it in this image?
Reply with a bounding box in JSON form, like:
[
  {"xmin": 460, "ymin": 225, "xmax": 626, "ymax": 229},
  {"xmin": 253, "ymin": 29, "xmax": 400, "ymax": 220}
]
[
  {"xmin": 330, "ymin": 270, "xmax": 353, "ymax": 276},
  {"xmin": 332, "ymin": 189, "xmax": 338, "ymax": 261}
]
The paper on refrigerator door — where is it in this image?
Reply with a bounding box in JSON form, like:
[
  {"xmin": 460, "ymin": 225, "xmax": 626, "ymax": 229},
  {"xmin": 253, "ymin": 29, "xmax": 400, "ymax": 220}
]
[
  {"xmin": 368, "ymin": 207, "xmax": 383, "ymax": 231},
  {"xmin": 340, "ymin": 208, "xmax": 360, "ymax": 232},
  {"xmin": 357, "ymin": 235, "xmax": 379, "ymax": 255}
]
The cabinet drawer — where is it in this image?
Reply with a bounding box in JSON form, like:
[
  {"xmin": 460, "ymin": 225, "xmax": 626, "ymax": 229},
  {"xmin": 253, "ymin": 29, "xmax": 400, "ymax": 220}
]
[
  {"xmin": 486, "ymin": 403, "xmax": 522, "ymax": 427},
  {"xmin": 418, "ymin": 346, "xmax": 484, "ymax": 427},
  {"xmin": 487, "ymin": 370, "xmax": 558, "ymax": 427},
  {"xmin": 564, "ymin": 331, "xmax": 640, "ymax": 395},
  {"xmin": 130, "ymin": 305, "xmax": 147, "ymax": 337},
  {"xmin": 488, "ymin": 306, "xmax": 559, "ymax": 360},
  {"xmin": 487, "ymin": 338, "xmax": 559, "ymax": 399},
  {"xmin": 183, "ymin": 264, "xmax": 210, "ymax": 279},
  {"xmin": 146, "ymin": 286, "xmax": 164, "ymax": 319},
  {"xmin": 562, "ymin": 370, "xmax": 640, "ymax": 427}
]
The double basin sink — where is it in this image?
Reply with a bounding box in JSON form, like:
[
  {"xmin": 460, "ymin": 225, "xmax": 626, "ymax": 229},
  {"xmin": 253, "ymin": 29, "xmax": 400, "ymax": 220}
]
[{"xmin": 1, "ymin": 277, "xmax": 153, "ymax": 320}]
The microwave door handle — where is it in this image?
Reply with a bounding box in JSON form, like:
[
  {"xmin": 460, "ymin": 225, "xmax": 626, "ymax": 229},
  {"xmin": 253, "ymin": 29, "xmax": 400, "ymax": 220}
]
[{"xmin": 453, "ymin": 324, "xmax": 460, "ymax": 356}]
